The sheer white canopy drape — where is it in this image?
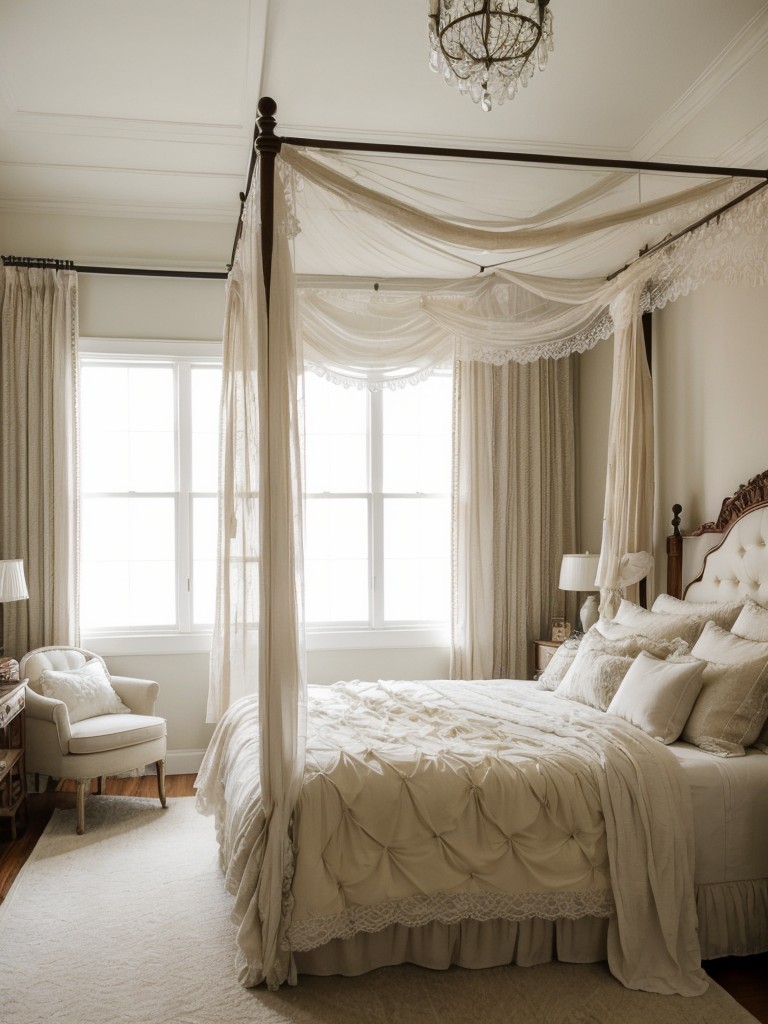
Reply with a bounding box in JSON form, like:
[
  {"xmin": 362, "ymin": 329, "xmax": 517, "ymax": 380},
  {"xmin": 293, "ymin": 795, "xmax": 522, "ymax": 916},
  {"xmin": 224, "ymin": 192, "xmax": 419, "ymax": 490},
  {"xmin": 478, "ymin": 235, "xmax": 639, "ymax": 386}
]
[
  {"xmin": 0, "ymin": 265, "xmax": 79, "ymax": 657},
  {"xmin": 208, "ymin": 137, "xmax": 768, "ymax": 987}
]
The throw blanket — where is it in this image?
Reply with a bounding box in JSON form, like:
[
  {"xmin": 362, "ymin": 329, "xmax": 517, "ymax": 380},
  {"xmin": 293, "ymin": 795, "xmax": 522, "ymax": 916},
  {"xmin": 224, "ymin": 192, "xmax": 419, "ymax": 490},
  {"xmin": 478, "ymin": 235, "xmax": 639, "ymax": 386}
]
[{"xmin": 196, "ymin": 679, "xmax": 707, "ymax": 996}]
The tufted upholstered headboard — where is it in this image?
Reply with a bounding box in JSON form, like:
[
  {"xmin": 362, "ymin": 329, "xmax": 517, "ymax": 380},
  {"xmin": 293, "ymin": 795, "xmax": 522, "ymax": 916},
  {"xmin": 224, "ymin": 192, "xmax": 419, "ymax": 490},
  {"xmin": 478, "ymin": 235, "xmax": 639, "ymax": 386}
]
[{"xmin": 667, "ymin": 470, "xmax": 768, "ymax": 603}]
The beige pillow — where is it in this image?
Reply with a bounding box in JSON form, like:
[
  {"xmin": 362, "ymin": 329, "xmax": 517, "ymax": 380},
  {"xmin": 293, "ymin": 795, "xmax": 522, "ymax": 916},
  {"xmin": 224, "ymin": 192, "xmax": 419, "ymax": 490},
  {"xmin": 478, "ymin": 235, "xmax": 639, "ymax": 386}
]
[
  {"xmin": 681, "ymin": 622, "xmax": 768, "ymax": 756},
  {"xmin": 731, "ymin": 596, "xmax": 768, "ymax": 643},
  {"xmin": 555, "ymin": 629, "xmax": 686, "ymax": 712},
  {"xmin": 612, "ymin": 599, "xmax": 706, "ymax": 647},
  {"xmin": 40, "ymin": 658, "xmax": 130, "ymax": 724},
  {"xmin": 536, "ymin": 635, "xmax": 581, "ymax": 691},
  {"xmin": 652, "ymin": 593, "xmax": 744, "ymax": 632},
  {"xmin": 606, "ymin": 651, "xmax": 705, "ymax": 743}
]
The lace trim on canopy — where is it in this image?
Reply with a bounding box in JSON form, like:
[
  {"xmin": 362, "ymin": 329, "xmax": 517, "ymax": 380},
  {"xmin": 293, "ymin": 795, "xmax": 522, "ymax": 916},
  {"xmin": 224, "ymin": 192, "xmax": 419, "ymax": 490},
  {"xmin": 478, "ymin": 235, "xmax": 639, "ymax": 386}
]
[
  {"xmin": 305, "ymin": 360, "xmax": 452, "ymax": 390},
  {"xmin": 285, "ymin": 889, "xmax": 616, "ymax": 952},
  {"xmin": 457, "ymin": 307, "xmax": 614, "ymax": 365}
]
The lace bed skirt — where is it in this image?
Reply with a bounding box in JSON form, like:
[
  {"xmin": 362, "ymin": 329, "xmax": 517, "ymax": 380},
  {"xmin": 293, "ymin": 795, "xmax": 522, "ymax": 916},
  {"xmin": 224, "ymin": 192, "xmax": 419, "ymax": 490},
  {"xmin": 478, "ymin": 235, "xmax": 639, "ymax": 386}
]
[{"xmin": 294, "ymin": 878, "xmax": 768, "ymax": 977}]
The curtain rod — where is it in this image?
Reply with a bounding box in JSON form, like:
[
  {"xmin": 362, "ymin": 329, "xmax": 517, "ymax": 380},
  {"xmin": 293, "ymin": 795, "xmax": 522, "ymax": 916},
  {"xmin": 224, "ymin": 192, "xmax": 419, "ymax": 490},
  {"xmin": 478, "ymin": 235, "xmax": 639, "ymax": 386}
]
[{"xmin": 2, "ymin": 256, "xmax": 228, "ymax": 280}]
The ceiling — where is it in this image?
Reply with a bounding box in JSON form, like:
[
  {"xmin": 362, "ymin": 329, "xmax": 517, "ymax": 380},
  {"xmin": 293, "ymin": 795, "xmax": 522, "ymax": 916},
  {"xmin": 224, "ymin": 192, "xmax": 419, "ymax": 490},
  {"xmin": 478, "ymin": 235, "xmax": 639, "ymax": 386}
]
[{"xmin": 1, "ymin": 0, "xmax": 767, "ymax": 276}]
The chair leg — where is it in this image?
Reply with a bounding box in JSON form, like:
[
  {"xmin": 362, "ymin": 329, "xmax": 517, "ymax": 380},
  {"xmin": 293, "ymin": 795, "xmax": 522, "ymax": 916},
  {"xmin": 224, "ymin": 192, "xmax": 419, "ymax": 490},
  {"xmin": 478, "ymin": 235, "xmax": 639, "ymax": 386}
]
[
  {"xmin": 96, "ymin": 775, "xmax": 106, "ymax": 795},
  {"xmin": 156, "ymin": 759, "xmax": 167, "ymax": 808},
  {"xmin": 75, "ymin": 779, "xmax": 89, "ymax": 835}
]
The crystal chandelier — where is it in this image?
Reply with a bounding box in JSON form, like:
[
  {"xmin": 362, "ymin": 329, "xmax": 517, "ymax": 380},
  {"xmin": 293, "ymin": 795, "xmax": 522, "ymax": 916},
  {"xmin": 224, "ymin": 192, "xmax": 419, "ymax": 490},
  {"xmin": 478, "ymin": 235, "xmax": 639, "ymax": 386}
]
[{"xmin": 428, "ymin": 1, "xmax": 554, "ymax": 112}]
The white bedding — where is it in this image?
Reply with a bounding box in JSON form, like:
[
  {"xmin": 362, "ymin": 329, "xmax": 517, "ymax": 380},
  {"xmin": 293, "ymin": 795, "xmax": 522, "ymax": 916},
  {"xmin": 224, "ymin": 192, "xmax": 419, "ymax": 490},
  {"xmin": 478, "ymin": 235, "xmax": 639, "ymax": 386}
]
[{"xmin": 197, "ymin": 678, "xmax": 708, "ymax": 995}]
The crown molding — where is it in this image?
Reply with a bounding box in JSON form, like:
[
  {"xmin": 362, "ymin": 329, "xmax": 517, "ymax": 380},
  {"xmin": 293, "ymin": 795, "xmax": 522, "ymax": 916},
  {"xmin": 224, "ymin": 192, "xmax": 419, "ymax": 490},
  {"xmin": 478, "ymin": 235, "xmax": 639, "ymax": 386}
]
[{"xmin": 631, "ymin": 7, "xmax": 768, "ymax": 163}]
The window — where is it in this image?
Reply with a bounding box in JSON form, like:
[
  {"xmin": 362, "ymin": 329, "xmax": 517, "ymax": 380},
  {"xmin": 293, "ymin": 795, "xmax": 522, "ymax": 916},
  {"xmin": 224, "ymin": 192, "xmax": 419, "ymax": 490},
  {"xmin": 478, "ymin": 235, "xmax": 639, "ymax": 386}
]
[
  {"xmin": 304, "ymin": 371, "xmax": 453, "ymax": 634},
  {"xmin": 79, "ymin": 342, "xmax": 221, "ymax": 638}
]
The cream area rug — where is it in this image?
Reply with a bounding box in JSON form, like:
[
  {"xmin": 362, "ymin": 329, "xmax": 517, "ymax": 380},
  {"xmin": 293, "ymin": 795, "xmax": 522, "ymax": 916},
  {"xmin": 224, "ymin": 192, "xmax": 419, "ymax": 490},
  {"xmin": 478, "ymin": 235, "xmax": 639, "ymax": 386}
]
[{"xmin": 1, "ymin": 796, "xmax": 759, "ymax": 1024}]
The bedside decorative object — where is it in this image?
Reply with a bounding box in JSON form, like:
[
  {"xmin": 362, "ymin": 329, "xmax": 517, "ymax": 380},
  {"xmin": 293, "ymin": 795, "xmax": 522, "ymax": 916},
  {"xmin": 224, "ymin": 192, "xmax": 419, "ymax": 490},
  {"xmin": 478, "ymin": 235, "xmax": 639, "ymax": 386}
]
[
  {"xmin": 550, "ymin": 617, "xmax": 572, "ymax": 642},
  {"xmin": 559, "ymin": 552, "xmax": 600, "ymax": 633}
]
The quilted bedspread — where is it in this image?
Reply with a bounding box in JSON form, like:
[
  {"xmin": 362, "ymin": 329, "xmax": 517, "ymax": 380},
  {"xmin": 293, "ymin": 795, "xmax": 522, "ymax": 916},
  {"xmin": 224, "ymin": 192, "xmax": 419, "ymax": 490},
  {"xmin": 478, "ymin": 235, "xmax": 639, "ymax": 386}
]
[{"xmin": 196, "ymin": 678, "xmax": 707, "ymax": 996}]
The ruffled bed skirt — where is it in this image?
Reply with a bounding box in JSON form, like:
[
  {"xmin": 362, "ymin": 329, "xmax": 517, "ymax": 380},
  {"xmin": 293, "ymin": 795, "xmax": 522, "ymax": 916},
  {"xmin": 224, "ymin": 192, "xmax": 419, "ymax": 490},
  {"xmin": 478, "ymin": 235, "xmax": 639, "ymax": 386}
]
[{"xmin": 294, "ymin": 878, "xmax": 768, "ymax": 977}]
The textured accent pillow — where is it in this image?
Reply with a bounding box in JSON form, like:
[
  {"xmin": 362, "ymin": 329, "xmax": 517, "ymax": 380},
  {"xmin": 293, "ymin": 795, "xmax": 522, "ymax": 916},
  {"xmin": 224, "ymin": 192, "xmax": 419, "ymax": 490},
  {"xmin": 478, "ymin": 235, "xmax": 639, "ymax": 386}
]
[
  {"xmin": 40, "ymin": 658, "xmax": 130, "ymax": 724},
  {"xmin": 651, "ymin": 593, "xmax": 744, "ymax": 631},
  {"xmin": 681, "ymin": 622, "xmax": 768, "ymax": 756},
  {"xmin": 731, "ymin": 596, "xmax": 768, "ymax": 643},
  {"xmin": 606, "ymin": 651, "xmax": 705, "ymax": 743},
  {"xmin": 536, "ymin": 635, "xmax": 581, "ymax": 691},
  {"xmin": 554, "ymin": 629, "xmax": 686, "ymax": 711},
  {"xmin": 612, "ymin": 599, "xmax": 706, "ymax": 646}
]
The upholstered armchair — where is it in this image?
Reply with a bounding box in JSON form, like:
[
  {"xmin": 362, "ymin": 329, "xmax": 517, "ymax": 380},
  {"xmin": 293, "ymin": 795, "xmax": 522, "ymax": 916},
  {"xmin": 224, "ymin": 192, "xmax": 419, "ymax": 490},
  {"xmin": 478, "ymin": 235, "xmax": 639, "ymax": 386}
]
[{"xmin": 20, "ymin": 646, "xmax": 167, "ymax": 834}]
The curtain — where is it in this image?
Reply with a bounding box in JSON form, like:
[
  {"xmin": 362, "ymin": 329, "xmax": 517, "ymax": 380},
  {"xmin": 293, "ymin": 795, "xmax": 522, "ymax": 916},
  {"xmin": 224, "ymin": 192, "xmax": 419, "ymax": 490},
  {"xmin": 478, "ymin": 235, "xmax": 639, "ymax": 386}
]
[
  {"xmin": 208, "ymin": 166, "xmax": 306, "ymax": 988},
  {"xmin": 595, "ymin": 282, "xmax": 655, "ymax": 616},
  {"xmin": 0, "ymin": 265, "xmax": 79, "ymax": 658},
  {"xmin": 451, "ymin": 355, "xmax": 577, "ymax": 680}
]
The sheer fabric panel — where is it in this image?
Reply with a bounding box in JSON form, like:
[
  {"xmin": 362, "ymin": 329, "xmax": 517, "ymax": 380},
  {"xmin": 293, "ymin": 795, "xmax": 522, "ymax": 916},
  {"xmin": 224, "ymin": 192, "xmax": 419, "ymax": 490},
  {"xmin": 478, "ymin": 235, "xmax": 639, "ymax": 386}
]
[
  {"xmin": 0, "ymin": 266, "xmax": 79, "ymax": 657},
  {"xmin": 451, "ymin": 356, "xmax": 577, "ymax": 680}
]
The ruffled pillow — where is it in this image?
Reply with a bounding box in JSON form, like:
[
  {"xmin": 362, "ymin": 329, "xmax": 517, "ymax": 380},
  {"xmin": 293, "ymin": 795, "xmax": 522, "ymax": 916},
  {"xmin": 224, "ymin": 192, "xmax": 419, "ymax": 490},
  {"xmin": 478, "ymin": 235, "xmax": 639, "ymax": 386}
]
[
  {"xmin": 40, "ymin": 658, "xmax": 130, "ymax": 724},
  {"xmin": 681, "ymin": 622, "xmax": 768, "ymax": 756},
  {"xmin": 611, "ymin": 599, "xmax": 707, "ymax": 647},
  {"xmin": 536, "ymin": 635, "xmax": 581, "ymax": 691},
  {"xmin": 651, "ymin": 593, "xmax": 744, "ymax": 631},
  {"xmin": 554, "ymin": 628, "xmax": 688, "ymax": 712}
]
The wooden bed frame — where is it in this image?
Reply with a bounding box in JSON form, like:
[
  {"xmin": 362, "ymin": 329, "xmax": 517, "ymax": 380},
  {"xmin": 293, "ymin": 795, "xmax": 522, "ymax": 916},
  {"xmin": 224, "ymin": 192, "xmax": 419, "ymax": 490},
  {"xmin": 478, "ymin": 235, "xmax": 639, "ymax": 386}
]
[{"xmin": 667, "ymin": 469, "xmax": 768, "ymax": 599}]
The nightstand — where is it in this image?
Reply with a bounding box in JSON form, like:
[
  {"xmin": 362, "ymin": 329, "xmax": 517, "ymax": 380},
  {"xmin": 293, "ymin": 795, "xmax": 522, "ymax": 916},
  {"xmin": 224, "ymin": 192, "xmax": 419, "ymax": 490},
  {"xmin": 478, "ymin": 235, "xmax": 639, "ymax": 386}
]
[
  {"xmin": 532, "ymin": 639, "xmax": 563, "ymax": 680},
  {"xmin": 0, "ymin": 679, "xmax": 28, "ymax": 840}
]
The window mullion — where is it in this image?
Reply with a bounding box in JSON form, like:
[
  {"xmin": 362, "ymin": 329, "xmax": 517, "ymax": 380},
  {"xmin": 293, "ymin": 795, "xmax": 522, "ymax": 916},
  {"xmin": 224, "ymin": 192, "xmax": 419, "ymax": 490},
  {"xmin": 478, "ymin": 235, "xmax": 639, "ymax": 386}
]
[
  {"xmin": 176, "ymin": 362, "xmax": 191, "ymax": 633},
  {"xmin": 370, "ymin": 389, "xmax": 384, "ymax": 629}
]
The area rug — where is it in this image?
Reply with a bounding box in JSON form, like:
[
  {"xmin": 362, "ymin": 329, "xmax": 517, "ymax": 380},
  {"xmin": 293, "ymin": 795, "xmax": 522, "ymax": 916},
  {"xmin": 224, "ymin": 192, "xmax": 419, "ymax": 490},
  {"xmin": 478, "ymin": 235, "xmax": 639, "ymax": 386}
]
[{"xmin": 0, "ymin": 796, "xmax": 758, "ymax": 1024}]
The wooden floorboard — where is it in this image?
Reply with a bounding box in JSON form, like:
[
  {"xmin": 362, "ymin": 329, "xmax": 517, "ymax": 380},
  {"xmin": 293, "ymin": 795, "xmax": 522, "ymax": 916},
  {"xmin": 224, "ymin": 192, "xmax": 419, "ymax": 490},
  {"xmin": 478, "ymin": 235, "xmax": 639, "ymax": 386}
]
[{"xmin": 0, "ymin": 774, "xmax": 765, "ymax": 1021}]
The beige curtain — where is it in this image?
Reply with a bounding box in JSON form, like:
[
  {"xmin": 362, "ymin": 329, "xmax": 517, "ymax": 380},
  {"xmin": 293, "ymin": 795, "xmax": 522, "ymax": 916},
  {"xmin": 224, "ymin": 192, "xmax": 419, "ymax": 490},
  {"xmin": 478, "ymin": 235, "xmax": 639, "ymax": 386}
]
[
  {"xmin": 0, "ymin": 265, "xmax": 79, "ymax": 658},
  {"xmin": 451, "ymin": 355, "xmax": 577, "ymax": 680},
  {"xmin": 595, "ymin": 282, "xmax": 655, "ymax": 616},
  {"xmin": 207, "ymin": 167, "xmax": 306, "ymax": 988}
]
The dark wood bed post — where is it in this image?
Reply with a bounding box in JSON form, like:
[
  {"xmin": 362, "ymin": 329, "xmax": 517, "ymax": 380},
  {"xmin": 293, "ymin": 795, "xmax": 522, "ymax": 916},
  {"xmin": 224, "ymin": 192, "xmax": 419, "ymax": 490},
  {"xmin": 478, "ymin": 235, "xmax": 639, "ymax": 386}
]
[
  {"xmin": 666, "ymin": 504, "xmax": 683, "ymax": 599},
  {"xmin": 255, "ymin": 96, "xmax": 280, "ymax": 308}
]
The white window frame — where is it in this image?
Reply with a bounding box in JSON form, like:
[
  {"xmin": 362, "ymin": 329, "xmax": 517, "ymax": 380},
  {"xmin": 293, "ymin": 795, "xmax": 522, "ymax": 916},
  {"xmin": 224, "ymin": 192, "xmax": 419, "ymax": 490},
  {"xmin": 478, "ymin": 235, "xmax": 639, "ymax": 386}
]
[{"xmin": 78, "ymin": 338, "xmax": 221, "ymax": 656}]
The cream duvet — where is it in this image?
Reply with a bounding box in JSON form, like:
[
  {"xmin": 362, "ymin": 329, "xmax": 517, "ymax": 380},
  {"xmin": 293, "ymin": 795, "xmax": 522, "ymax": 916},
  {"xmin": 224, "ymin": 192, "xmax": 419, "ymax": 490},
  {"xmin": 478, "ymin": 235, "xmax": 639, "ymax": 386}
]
[{"xmin": 196, "ymin": 678, "xmax": 707, "ymax": 996}]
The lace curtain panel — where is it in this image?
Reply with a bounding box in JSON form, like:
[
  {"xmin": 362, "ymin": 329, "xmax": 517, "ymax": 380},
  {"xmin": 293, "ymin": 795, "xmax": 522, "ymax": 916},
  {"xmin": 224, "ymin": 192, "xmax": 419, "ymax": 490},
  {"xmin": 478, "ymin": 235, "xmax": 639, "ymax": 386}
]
[{"xmin": 0, "ymin": 266, "xmax": 79, "ymax": 656}]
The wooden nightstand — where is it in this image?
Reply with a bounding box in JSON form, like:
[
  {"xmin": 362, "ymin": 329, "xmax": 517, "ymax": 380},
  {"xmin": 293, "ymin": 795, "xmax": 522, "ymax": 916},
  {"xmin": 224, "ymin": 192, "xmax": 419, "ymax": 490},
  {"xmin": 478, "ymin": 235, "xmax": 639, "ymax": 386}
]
[
  {"xmin": 532, "ymin": 639, "xmax": 564, "ymax": 680},
  {"xmin": 0, "ymin": 679, "xmax": 27, "ymax": 840}
]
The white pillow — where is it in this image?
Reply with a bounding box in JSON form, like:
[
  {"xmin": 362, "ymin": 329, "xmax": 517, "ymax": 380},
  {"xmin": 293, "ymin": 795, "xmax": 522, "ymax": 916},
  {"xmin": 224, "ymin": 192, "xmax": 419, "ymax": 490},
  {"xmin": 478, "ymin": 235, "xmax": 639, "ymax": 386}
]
[
  {"xmin": 606, "ymin": 651, "xmax": 705, "ymax": 744},
  {"xmin": 681, "ymin": 622, "xmax": 768, "ymax": 757},
  {"xmin": 612, "ymin": 599, "xmax": 706, "ymax": 647},
  {"xmin": 651, "ymin": 593, "xmax": 744, "ymax": 632},
  {"xmin": 731, "ymin": 596, "xmax": 768, "ymax": 643},
  {"xmin": 554, "ymin": 628, "xmax": 687, "ymax": 711},
  {"xmin": 40, "ymin": 658, "xmax": 130, "ymax": 724},
  {"xmin": 536, "ymin": 635, "xmax": 581, "ymax": 691}
]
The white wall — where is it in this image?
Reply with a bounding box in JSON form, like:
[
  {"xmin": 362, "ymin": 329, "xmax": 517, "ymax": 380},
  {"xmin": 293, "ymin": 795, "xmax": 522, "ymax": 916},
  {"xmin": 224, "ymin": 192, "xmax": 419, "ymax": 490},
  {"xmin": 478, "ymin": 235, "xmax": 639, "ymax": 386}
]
[{"xmin": 578, "ymin": 279, "xmax": 768, "ymax": 600}]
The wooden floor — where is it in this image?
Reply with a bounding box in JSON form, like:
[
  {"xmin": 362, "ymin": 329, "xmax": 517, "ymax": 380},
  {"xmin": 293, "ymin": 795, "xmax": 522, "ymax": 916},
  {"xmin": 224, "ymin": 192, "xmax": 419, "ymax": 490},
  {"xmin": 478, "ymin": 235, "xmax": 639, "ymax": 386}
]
[{"xmin": 1, "ymin": 776, "xmax": 766, "ymax": 1021}]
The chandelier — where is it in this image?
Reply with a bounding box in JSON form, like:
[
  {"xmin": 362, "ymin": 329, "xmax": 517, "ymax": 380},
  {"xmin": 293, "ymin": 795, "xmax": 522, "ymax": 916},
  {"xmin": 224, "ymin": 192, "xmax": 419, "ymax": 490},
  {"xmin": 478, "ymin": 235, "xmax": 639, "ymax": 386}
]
[{"xmin": 428, "ymin": 1, "xmax": 554, "ymax": 112}]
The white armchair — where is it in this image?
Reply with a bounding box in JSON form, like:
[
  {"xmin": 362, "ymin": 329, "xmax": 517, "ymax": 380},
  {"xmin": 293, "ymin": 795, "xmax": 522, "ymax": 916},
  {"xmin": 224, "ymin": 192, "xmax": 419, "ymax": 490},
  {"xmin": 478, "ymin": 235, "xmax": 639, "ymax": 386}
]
[{"xmin": 20, "ymin": 646, "xmax": 167, "ymax": 834}]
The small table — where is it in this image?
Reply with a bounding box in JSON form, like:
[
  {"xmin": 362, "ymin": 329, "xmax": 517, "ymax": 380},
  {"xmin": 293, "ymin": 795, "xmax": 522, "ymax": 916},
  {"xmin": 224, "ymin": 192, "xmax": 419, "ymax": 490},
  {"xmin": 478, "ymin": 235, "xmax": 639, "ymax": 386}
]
[
  {"xmin": 0, "ymin": 679, "xmax": 28, "ymax": 840},
  {"xmin": 532, "ymin": 639, "xmax": 564, "ymax": 680}
]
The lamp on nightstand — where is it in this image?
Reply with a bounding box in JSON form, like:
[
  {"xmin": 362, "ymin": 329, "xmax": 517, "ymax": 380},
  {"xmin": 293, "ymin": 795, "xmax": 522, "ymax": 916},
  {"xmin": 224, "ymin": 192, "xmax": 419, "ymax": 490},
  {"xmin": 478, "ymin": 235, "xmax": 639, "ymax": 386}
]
[{"xmin": 559, "ymin": 553, "xmax": 600, "ymax": 633}]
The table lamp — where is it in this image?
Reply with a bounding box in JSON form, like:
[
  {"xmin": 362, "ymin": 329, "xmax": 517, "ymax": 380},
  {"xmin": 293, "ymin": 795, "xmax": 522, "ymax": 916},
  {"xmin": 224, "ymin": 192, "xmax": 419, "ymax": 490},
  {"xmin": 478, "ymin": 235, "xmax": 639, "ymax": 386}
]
[
  {"xmin": 0, "ymin": 559, "xmax": 29, "ymax": 657},
  {"xmin": 559, "ymin": 552, "xmax": 600, "ymax": 633}
]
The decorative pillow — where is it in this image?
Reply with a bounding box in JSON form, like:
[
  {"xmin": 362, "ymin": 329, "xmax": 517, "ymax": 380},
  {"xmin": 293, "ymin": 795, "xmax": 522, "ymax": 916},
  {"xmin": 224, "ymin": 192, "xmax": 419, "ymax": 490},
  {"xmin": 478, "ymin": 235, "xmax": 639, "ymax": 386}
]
[
  {"xmin": 536, "ymin": 635, "xmax": 581, "ymax": 691},
  {"xmin": 606, "ymin": 651, "xmax": 705, "ymax": 744},
  {"xmin": 612, "ymin": 599, "xmax": 707, "ymax": 647},
  {"xmin": 554, "ymin": 629, "xmax": 686, "ymax": 712},
  {"xmin": 731, "ymin": 596, "xmax": 768, "ymax": 643},
  {"xmin": 651, "ymin": 593, "xmax": 744, "ymax": 632},
  {"xmin": 40, "ymin": 658, "xmax": 130, "ymax": 724},
  {"xmin": 681, "ymin": 622, "xmax": 768, "ymax": 756}
]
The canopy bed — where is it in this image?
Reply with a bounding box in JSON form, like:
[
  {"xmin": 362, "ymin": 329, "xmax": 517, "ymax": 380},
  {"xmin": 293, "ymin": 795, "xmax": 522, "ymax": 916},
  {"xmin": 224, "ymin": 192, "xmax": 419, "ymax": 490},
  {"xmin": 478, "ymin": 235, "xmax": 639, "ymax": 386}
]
[{"xmin": 196, "ymin": 97, "xmax": 768, "ymax": 993}]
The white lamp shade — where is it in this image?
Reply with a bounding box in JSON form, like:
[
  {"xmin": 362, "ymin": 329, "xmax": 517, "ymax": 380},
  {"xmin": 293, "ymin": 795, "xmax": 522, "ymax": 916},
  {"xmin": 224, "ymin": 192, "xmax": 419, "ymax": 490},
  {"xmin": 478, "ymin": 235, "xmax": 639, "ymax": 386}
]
[
  {"xmin": 0, "ymin": 560, "xmax": 29, "ymax": 602},
  {"xmin": 559, "ymin": 553, "xmax": 600, "ymax": 593}
]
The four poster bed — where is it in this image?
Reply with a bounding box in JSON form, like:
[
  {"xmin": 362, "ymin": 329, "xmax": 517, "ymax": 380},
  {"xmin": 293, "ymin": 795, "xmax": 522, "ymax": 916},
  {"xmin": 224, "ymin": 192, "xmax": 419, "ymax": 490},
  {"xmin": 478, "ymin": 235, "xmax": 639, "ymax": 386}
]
[
  {"xmin": 197, "ymin": 473, "xmax": 768, "ymax": 993},
  {"xmin": 197, "ymin": 98, "xmax": 768, "ymax": 994}
]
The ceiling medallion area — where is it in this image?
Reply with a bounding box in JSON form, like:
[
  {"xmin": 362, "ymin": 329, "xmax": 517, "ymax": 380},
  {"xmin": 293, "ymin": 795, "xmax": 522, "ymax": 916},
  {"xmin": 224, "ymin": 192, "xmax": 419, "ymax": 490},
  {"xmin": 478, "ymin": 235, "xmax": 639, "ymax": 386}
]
[{"xmin": 428, "ymin": 0, "xmax": 554, "ymax": 112}]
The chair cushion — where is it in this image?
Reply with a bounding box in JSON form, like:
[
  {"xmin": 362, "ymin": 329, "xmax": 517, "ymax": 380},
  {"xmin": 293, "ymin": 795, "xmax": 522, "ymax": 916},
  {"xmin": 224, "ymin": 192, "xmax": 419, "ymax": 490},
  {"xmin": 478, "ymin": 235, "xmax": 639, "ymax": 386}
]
[
  {"xmin": 40, "ymin": 659, "xmax": 130, "ymax": 723},
  {"xmin": 68, "ymin": 714, "xmax": 166, "ymax": 755}
]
